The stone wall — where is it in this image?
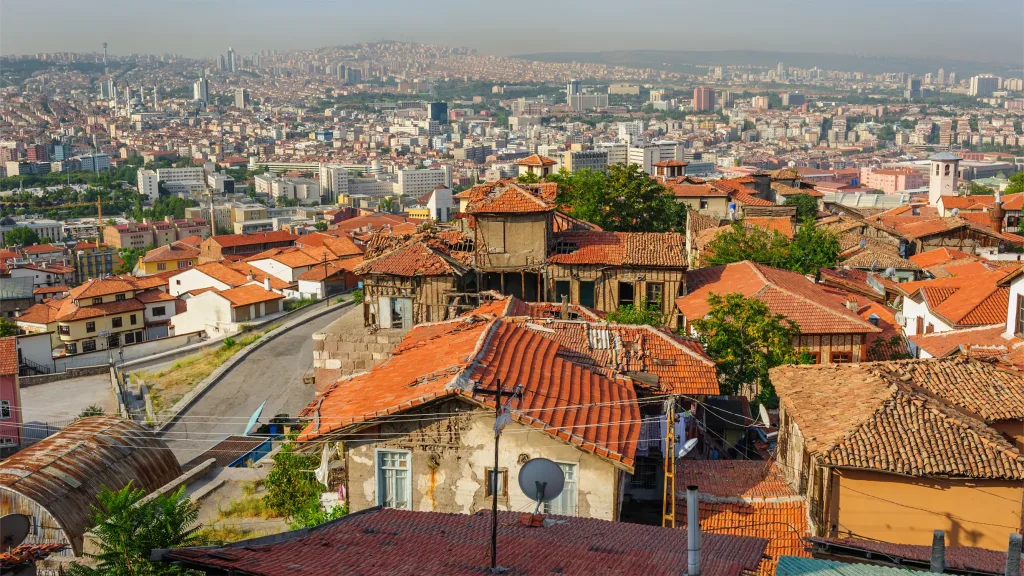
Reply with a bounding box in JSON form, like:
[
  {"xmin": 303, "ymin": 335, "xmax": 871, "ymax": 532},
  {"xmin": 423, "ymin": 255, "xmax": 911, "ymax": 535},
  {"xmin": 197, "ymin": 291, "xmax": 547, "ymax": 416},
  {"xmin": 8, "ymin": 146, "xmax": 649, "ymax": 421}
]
[
  {"xmin": 20, "ymin": 364, "xmax": 111, "ymax": 387},
  {"xmin": 311, "ymin": 312, "xmax": 407, "ymax": 394}
]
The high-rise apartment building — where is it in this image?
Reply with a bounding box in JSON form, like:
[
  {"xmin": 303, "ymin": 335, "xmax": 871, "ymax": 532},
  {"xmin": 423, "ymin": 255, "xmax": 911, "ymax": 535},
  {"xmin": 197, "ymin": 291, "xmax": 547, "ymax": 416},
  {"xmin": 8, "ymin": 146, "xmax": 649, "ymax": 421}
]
[
  {"xmin": 566, "ymin": 79, "xmax": 581, "ymax": 103},
  {"xmin": 234, "ymin": 88, "xmax": 249, "ymax": 109},
  {"xmin": 563, "ymin": 150, "xmax": 609, "ymax": 173},
  {"xmin": 193, "ymin": 73, "xmax": 209, "ymax": 103},
  {"xmin": 969, "ymin": 75, "xmax": 999, "ymax": 97},
  {"xmin": 692, "ymin": 86, "xmax": 715, "ymax": 112},
  {"xmin": 937, "ymin": 68, "xmax": 946, "ymax": 86},
  {"xmin": 427, "ymin": 102, "xmax": 448, "ymax": 123},
  {"xmin": 137, "ymin": 169, "xmax": 159, "ymax": 202},
  {"xmin": 227, "ymin": 47, "xmax": 236, "ymax": 73}
]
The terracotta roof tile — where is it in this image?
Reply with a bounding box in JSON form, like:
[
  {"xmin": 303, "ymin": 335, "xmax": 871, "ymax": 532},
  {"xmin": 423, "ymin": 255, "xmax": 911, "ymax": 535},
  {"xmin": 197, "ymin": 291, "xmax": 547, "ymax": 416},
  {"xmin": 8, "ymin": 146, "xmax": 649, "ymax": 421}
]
[
  {"xmin": 548, "ymin": 231, "xmax": 686, "ymax": 267},
  {"xmin": 299, "ymin": 317, "xmax": 642, "ymax": 468},
  {"xmin": 908, "ymin": 247, "xmax": 976, "ymax": 268},
  {"xmin": 515, "ymin": 154, "xmax": 556, "ymax": 166},
  {"xmin": 900, "ymin": 267, "xmax": 1017, "ymax": 326},
  {"xmin": 466, "ymin": 182, "xmax": 555, "ymax": 214},
  {"xmin": 15, "ymin": 301, "xmax": 61, "ymax": 325},
  {"xmin": 909, "ymin": 324, "xmax": 1015, "ymax": 359},
  {"xmin": 677, "ymin": 262, "xmax": 880, "ymax": 335},
  {"xmin": 806, "ymin": 536, "xmax": 1024, "ymax": 575},
  {"xmin": 355, "ymin": 241, "xmax": 470, "ymax": 277},
  {"xmin": 166, "ymin": 508, "xmax": 768, "ymax": 576},
  {"xmin": 0, "ymin": 337, "xmax": 15, "ymax": 375},
  {"xmin": 217, "ymin": 284, "xmax": 284, "ymax": 307},
  {"xmin": 208, "ymin": 230, "xmax": 298, "ymax": 248},
  {"xmin": 771, "ymin": 361, "xmax": 1024, "ymax": 479}
]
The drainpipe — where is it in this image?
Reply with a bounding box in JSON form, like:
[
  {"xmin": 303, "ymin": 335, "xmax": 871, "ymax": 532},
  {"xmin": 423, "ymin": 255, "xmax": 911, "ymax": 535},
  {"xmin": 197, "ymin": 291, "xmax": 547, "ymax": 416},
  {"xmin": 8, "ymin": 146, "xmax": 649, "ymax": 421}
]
[
  {"xmin": 930, "ymin": 530, "xmax": 945, "ymax": 573},
  {"xmin": 687, "ymin": 485, "xmax": 701, "ymax": 576},
  {"xmin": 1006, "ymin": 533, "xmax": 1022, "ymax": 576}
]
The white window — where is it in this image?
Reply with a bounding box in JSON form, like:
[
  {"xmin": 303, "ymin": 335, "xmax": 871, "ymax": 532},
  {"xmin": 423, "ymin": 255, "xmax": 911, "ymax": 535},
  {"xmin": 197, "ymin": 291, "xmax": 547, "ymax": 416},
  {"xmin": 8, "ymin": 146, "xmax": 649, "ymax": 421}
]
[
  {"xmin": 0, "ymin": 400, "xmax": 10, "ymax": 419},
  {"xmin": 377, "ymin": 450, "xmax": 411, "ymax": 510},
  {"xmin": 543, "ymin": 462, "xmax": 578, "ymax": 516}
]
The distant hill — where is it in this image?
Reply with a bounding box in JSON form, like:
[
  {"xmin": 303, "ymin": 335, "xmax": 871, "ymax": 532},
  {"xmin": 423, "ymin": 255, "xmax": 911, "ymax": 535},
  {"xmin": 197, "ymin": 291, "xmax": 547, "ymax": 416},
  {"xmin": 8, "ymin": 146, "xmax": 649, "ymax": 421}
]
[{"xmin": 514, "ymin": 49, "xmax": 1016, "ymax": 78}]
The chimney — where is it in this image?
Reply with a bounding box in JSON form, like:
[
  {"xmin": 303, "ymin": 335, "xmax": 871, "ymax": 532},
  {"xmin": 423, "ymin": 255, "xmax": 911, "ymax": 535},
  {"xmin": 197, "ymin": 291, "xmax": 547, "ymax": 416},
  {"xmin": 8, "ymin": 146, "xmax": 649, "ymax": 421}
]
[
  {"xmin": 1006, "ymin": 533, "xmax": 1022, "ymax": 576},
  {"xmin": 263, "ymin": 276, "xmax": 271, "ymax": 291},
  {"xmin": 560, "ymin": 295, "xmax": 569, "ymax": 320},
  {"xmin": 930, "ymin": 530, "xmax": 945, "ymax": 573},
  {"xmin": 686, "ymin": 485, "xmax": 701, "ymax": 576},
  {"xmin": 991, "ymin": 192, "xmax": 1005, "ymax": 235},
  {"xmin": 845, "ymin": 300, "xmax": 859, "ymax": 312}
]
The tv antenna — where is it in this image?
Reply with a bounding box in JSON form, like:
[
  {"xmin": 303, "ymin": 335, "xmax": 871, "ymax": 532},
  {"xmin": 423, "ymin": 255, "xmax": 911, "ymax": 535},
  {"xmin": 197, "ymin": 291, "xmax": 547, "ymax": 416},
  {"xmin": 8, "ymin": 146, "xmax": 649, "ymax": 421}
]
[
  {"xmin": 1, "ymin": 514, "xmax": 31, "ymax": 548},
  {"xmin": 518, "ymin": 457, "xmax": 565, "ymax": 514}
]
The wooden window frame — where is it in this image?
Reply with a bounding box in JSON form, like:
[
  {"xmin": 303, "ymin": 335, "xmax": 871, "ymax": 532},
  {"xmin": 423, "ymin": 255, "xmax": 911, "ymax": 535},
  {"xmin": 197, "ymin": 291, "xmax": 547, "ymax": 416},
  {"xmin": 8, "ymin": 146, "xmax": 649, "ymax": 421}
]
[
  {"xmin": 830, "ymin": 351, "xmax": 852, "ymax": 364},
  {"xmin": 485, "ymin": 467, "xmax": 508, "ymax": 498}
]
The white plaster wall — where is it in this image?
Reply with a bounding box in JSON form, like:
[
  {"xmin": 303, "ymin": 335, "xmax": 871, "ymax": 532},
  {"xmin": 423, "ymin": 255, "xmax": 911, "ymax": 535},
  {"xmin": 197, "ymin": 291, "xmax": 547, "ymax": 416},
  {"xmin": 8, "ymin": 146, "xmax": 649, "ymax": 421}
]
[{"xmin": 168, "ymin": 269, "xmax": 231, "ymax": 297}]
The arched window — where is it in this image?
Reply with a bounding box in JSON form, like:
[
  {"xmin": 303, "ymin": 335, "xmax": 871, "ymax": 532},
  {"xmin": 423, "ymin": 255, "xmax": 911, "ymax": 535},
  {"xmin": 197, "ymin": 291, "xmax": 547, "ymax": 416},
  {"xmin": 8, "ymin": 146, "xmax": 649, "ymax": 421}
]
[
  {"xmin": 935, "ymin": 164, "xmax": 940, "ymax": 176},
  {"xmin": 944, "ymin": 164, "xmax": 951, "ymax": 176}
]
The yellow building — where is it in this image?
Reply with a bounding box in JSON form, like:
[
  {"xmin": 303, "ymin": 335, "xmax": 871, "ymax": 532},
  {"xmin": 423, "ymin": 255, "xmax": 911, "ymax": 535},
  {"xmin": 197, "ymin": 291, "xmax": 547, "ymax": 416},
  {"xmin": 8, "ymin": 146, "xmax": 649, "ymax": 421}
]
[
  {"xmin": 405, "ymin": 206, "xmax": 430, "ymax": 220},
  {"xmin": 139, "ymin": 240, "xmax": 201, "ymax": 276},
  {"xmin": 55, "ymin": 278, "xmax": 164, "ymax": 355}
]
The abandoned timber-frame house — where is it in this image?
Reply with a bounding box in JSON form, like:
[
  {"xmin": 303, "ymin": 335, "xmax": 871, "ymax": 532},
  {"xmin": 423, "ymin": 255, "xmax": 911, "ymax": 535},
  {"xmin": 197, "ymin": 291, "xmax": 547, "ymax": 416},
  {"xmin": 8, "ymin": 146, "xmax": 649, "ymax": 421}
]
[{"xmin": 356, "ymin": 181, "xmax": 690, "ymax": 330}]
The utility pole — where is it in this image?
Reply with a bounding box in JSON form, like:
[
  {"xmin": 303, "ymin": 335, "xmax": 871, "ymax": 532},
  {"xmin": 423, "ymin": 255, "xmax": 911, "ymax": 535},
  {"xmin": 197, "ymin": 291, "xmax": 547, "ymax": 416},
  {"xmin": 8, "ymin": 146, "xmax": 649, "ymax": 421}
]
[
  {"xmin": 473, "ymin": 379, "xmax": 522, "ymax": 572},
  {"xmin": 322, "ymin": 251, "xmax": 330, "ymax": 306},
  {"xmin": 662, "ymin": 396, "xmax": 677, "ymax": 528}
]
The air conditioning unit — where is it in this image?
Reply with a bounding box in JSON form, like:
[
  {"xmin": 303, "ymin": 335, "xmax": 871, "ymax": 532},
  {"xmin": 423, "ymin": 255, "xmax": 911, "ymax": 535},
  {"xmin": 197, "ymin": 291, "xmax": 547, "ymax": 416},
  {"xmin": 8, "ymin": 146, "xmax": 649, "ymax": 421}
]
[{"xmin": 894, "ymin": 312, "xmax": 906, "ymax": 327}]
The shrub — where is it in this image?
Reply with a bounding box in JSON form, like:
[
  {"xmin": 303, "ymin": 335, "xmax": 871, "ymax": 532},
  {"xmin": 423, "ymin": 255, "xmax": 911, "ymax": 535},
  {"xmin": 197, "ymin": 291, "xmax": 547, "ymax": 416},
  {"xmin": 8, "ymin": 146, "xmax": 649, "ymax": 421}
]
[{"xmin": 222, "ymin": 336, "xmax": 237, "ymax": 349}]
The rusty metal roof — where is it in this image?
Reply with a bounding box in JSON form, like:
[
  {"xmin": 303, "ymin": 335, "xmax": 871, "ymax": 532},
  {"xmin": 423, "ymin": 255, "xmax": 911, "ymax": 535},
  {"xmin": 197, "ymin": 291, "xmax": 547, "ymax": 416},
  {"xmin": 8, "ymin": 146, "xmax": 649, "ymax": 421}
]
[{"xmin": 0, "ymin": 416, "xmax": 182, "ymax": 554}]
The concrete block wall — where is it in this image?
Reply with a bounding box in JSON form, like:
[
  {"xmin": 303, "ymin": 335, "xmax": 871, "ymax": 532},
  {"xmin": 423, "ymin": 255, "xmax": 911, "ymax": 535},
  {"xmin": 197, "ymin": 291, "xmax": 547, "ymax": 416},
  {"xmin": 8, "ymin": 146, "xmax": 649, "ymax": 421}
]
[{"xmin": 312, "ymin": 314, "xmax": 408, "ymax": 394}]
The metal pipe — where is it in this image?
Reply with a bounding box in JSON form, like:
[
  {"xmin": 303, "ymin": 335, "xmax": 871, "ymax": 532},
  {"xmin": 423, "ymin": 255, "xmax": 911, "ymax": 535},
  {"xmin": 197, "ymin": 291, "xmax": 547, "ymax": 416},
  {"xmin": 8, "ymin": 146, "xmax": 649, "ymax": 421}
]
[
  {"xmin": 930, "ymin": 530, "xmax": 945, "ymax": 573},
  {"xmin": 1006, "ymin": 533, "xmax": 1022, "ymax": 576},
  {"xmin": 687, "ymin": 485, "xmax": 701, "ymax": 576}
]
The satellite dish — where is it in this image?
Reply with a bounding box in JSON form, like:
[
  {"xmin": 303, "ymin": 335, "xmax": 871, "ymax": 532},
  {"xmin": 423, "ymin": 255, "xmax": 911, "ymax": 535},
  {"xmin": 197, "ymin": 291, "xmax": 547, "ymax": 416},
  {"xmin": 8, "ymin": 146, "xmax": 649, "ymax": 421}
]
[
  {"xmin": 518, "ymin": 458, "xmax": 564, "ymax": 513},
  {"xmin": 759, "ymin": 404, "xmax": 771, "ymax": 427},
  {"xmin": 1, "ymin": 514, "xmax": 31, "ymax": 547},
  {"xmin": 678, "ymin": 438, "xmax": 699, "ymax": 458}
]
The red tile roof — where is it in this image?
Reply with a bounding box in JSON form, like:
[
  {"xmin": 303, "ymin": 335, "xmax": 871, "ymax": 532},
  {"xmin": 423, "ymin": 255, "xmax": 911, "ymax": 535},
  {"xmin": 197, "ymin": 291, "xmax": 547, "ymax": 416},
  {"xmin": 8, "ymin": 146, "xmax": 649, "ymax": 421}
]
[
  {"xmin": 909, "ymin": 324, "xmax": 1016, "ymax": 359},
  {"xmin": 15, "ymin": 301, "xmax": 61, "ymax": 325},
  {"xmin": 207, "ymin": 230, "xmax": 298, "ymax": 248},
  {"xmin": 217, "ymin": 284, "xmax": 285, "ymax": 307},
  {"xmin": 677, "ymin": 460, "xmax": 809, "ymax": 576},
  {"xmin": 807, "ymin": 536, "xmax": 1024, "ymax": 575},
  {"xmin": 21, "ymin": 243, "xmax": 64, "ymax": 254},
  {"xmin": 0, "ymin": 337, "xmax": 16, "ymax": 375},
  {"xmin": 908, "ymin": 247, "xmax": 976, "ymax": 268},
  {"xmin": 466, "ymin": 182, "xmax": 555, "ymax": 214},
  {"xmin": 355, "ymin": 241, "xmax": 470, "ymax": 277},
  {"xmin": 548, "ymin": 231, "xmax": 686, "ymax": 267},
  {"xmin": 677, "ymin": 261, "xmax": 880, "ymax": 335},
  {"xmin": 771, "ymin": 361, "xmax": 1024, "ymax": 479},
  {"xmin": 299, "ymin": 316, "xmax": 641, "ymax": 468},
  {"xmin": 141, "ymin": 242, "xmax": 200, "ymax": 263},
  {"xmin": 515, "ymin": 154, "xmax": 556, "ymax": 166},
  {"xmin": 165, "ymin": 508, "xmax": 768, "ymax": 576},
  {"xmin": 899, "ymin": 266, "xmax": 1017, "ymax": 327},
  {"xmin": 67, "ymin": 278, "xmax": 136, "ymax": 300}
]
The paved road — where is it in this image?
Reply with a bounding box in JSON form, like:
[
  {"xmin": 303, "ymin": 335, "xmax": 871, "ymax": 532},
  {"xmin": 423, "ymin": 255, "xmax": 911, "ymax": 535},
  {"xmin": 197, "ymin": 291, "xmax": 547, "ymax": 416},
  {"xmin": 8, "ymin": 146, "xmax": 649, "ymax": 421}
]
[
  {"xmin": 19, "ymin": 373, "xmax": 118, "ymax": 442},
  {"xmin": 160, "ymin": 305, "xmax": 356, "ymax": 464}
]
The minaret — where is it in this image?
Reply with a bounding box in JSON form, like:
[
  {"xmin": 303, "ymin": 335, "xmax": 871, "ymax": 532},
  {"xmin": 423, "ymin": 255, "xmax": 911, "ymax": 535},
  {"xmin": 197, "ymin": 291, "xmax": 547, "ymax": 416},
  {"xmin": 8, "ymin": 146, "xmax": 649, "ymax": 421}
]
[{"xmin": 102, "ymin": 42, "xmax": 108, "ymax": 70}]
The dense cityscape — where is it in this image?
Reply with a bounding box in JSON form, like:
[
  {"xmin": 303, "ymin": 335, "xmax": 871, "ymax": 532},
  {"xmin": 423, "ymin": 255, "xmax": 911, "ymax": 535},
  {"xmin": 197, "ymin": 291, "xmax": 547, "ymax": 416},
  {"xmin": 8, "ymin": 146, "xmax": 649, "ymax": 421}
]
[{"xmin": 1, "ymin": 23, "xmax": 1024, "ymax": 576}]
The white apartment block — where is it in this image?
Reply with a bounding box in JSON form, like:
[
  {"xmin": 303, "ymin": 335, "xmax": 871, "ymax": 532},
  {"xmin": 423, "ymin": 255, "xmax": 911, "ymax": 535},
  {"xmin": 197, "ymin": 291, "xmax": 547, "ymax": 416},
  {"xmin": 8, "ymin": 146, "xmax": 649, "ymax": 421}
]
[
  {"xmin": 271, "ymin": 177, "xmax": 321, "ymax": 205},
  {"xmin": 157, "ymin": 166, "xmax": 206, "ymax": 183},
  {"xmin": 137, "ymin": 169, "xmax": 159, "ymax": 201},
  {"xmin": 394, "ymin": 166, "xmax": 452, "ymax": 197},
  {"xmin": 597, "ymin": 143, "xmax": 628, "ymax": 166},
  {"xmin": 627, "ymin": 142, "xmax": 684, "ymax": 174}
]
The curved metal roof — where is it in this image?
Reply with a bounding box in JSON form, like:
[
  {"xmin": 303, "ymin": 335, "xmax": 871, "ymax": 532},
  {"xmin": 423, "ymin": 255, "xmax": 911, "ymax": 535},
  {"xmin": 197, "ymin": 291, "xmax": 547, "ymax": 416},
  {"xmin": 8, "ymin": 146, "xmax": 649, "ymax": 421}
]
[{"xmin": 0, "ymin": 417, "xmax": 181, "ymax": 554}]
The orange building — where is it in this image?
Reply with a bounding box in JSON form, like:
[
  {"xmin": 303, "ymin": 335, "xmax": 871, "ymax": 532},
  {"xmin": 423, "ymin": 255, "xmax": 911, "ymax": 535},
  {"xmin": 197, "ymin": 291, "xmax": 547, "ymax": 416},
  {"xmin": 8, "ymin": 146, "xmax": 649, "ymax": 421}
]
[{"xmin": 771, "ymin": 358, "xmax": 1024, "ymax": 550}]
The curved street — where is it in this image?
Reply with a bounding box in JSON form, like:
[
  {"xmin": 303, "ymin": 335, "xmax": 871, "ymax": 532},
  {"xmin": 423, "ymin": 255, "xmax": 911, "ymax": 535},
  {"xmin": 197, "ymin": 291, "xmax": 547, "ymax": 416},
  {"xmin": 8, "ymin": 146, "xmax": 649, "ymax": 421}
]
[{"xmin": 159, "ymin": 305, "xmax": 355, "ymax": 464}]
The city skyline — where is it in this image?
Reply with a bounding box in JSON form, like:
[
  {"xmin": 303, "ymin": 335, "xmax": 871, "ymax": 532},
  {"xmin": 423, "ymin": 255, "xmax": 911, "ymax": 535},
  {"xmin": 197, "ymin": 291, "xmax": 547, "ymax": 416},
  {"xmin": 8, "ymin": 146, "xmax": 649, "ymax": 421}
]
[{"xmin": 1, "ymin": 0, "xmax": 1022, "ymax": 65}]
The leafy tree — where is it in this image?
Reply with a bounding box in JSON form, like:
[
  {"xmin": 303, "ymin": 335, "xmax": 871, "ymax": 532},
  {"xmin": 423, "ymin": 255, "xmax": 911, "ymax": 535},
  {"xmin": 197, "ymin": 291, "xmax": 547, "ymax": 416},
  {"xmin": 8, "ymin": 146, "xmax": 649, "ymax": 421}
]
[
  {"xmin": 963, "ymin": 181, "xmax": 994, "ymax": 196},
  {"xmin": 784, "ymin": 194, "xmax": 819, "ymax": 220},
  {"xmin": 705, "ymin": 220, "xmax": 839, "ymax": 276},
  {"xmin": 0, "ymin": 316, "xmax": 17, "ymax": 337},
  {"xmin": 1006, "ymin": 173, "xmax": 1024, "ymax": 196},
  {"xmin": 705, "ymin": 221, "xmax": 791, "ymax": 269},
  {"xmin": 78, "ymin": 405, "xmax": 105, "ymax": 418},
  {"xmin": 516, "ymin": 171, "xmax": 540, "ymax": 184},
  {"xmin": 691, "ymin": 292, "xmax": 806, "ymax": 407},
  {"xmin": 314, "ymin": 221, "xmax": 328, "ymax": 231},
  {"xmin": 4, "ymin": 226, "xmax": 40, "ymax": 246},
  {"xmin": 607, "ymin": 298, "xmax": 666, "ymax": 327},
  {"xmin": 787, "ymin": 220, "xmax": 842, "ymax": 275},
  {"xmin": 264, "ymin": 440, "xmax": 346, "ymax": 529},
  {"xmin": 378, "ymin": 197, "xmax": 395, "ymax": 213},
  {"xmin": 551, "ymin": 164, "xmax": 686, "ymax": 232},
  {"xmin": 67, "ymin": 483, "xmax": 204, "ymax": 576},
  {"xmin": 116, "ymin": 245, "xmax": 152, "ymax": 274}
]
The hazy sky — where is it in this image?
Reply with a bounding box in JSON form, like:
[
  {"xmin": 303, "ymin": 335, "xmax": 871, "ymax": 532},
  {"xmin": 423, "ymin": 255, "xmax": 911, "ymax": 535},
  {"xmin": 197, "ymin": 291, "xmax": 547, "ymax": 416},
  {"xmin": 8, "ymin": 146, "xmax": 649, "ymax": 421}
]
[{"xmin": 2, "ymin": 0, "xmax": 1022, "ymax": 65}]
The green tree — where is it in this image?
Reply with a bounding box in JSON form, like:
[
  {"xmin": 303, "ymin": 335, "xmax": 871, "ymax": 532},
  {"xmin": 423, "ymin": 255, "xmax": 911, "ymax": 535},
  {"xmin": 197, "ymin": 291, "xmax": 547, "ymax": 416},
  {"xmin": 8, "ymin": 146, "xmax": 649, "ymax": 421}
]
[
  {"xmin": 0, "ymin": 316, "xmax": 17, "ymax": 337},
  {"xmin": 962, "ymin": 181, "xmax": 994, "ymax": 196},
  {"xmin": 607, "ymin": 298, "xmax": 666, "ymax": 327},
  {"xmin": 378, "ymin": 197, "xmax": 395, "ymax": 213},
  {"xmin": 787, "ymin": 219, "xmax": 842, "ymax": 275},
  {"xmin": 4, "ymin": 226, "xmax": 40, "ymax": 246},
  {"xmin": 1006, "ymin": 173, "xmax": 1024, "ymax": 195},
  {"xmin": 705, "ymin": 221, "xmax": 791, "ymax": 269},
  {"xmin": 516, "ymin": 171, "xmax": 540, "ymax": 184},
  {"xmin": 264, "ymin": 440, "xmax": 346, "ymax": 529},
  {"xmin": 692, "ymin": 292, "xmax": 805, "ymax": 407},
  {"xmin": 67, "ymin": 483, "xmax": 204, "ymax": 576},
  {"xmin": 116, "ymin": 245, "xmax": 152, "ymax": 274},
  {"xmin": 784, "ymin": 194, "xmax": 819, "ymax": 220},
  {"xmin": 314, "ymin": 221, "xmax": 328, "ymax": 231},
  {"xmin": 551, "ymin": 164, "xmax": 686, "ymax": 232}
]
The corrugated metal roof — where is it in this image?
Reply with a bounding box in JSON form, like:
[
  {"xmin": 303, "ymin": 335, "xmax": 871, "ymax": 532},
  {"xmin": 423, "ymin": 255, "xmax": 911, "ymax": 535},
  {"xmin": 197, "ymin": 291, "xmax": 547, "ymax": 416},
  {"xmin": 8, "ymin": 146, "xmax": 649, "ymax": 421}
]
[
  {"xmin": 776, "ymin": 556, "xmax": 923, "ymax": 576},
  {"xmin": 0, "ymin": 276, "xmax": 34, "ymax": 299},
  {"xmin": 0, "ymin": 416, "xmax": 182, "ymax": 554}
]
